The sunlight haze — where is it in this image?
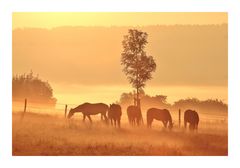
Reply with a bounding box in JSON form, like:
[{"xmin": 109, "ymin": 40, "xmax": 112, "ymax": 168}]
[
  {"xmin": 12, "ymin": 12, "xmax": 228, "ymax": 105},
  {"xmin": 13, "ymin": 12, "xmax": 227, "ymax": 29}
]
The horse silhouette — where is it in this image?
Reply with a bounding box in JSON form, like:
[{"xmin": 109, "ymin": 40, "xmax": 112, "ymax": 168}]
[
  {"xmin": 184, "ymin": 109, "xmax": 199, "ymax": 131},
  {"xmin": 147, "ymin": 108, "xmax": 173, "ymax": 129},
  {"xmin": 67, "ymin": 102, "xmax": 108, "ymax": 123},
  {"xmin": 127, "ymin": 105, "xmax": 143, "ymax": 126},
  {"xmin": 108, "ymin": 104, "xmax": 122, "ymax": 128}
]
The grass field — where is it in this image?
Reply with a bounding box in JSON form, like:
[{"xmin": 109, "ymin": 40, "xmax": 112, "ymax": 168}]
[{"xmin": 12, "ymin": 112, "xmax": 228, "ymax": 156}]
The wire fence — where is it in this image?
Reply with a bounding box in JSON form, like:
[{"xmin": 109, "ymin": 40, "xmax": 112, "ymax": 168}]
[
  {"xmin": 12, "ymin": 99, "xmax": 79, "ymax": 117},
  {"xmin": 12, "ymin": 98, "xmax": 228, "ymax": 127}
]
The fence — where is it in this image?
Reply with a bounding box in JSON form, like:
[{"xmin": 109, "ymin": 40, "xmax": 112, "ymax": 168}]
[
  {"xmin": 12, "ymin": 98, "xmax": 81, "ymax": 120},
  {"xmin": 13, "ymin": 98, "xmax": 228, "ymax": 127}
]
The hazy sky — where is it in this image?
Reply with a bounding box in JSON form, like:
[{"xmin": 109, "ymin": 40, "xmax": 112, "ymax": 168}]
[
  {"xmin": 12, "ymin": 13, "xmax": 228, "ymax": 105},
  {"xmin": 13, "ymin": 12, "xmax": 228, "ymax": 29}
]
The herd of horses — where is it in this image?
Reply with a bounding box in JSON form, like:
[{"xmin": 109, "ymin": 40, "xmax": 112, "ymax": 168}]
[{"xmin": 67, "ymin": 102, "xmax": 199, "ymax": 131}]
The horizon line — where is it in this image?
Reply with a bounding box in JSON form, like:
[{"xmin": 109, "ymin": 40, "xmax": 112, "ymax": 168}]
[{"xmin": 12, "ymin": 23, "xmax": 228, "ymax": 31}]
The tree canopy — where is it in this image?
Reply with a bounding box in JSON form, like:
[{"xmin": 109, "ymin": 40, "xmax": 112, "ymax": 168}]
[
  {"xmin": 121, "ymin": 29, "xmax": 156, "ymax": 107},
  {"xmin": 12, "ymin": 71, "xmax": 57, "ymax": 106}
]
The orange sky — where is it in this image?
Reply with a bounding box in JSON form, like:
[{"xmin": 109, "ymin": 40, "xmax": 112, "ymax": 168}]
[
  {"xmin": 12, "ymin": 12, "xmax": 227, "ymax": 29},
  {"xmin": 12, "ymin": 12, "xmax": 228, "ymax": 105}
]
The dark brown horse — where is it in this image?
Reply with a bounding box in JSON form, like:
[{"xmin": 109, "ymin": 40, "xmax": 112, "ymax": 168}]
[
  {"xmin": 108, "ymin": 104, "xmax": 122, "ymax": 128},
  {"xmin": 147, "ymin": 108, "xmax": 173, "ymax": 130},
  {"xmin": 127, "ymin": 105, "xmax": 143, "ymax": 126},
  {"xmin": 67, "ymin": 103, "xmax": 108, "ymax": 123},
  {"xmin": 184, "ymin": 109, "xmax": 199, "ymax": 131}
]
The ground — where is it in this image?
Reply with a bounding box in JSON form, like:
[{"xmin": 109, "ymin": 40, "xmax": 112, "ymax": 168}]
[{"xmin": 12, "ymin": 112, "xmax": 228, "ymax": 156}]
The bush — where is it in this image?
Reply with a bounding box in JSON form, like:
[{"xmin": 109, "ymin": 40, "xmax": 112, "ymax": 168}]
[{"xmin": 12, "ymin": 71, "xmax": 57, "ymax": 106}]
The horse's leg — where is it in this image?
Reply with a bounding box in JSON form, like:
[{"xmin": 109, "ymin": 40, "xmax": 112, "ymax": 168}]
[
  {"xmin": 111, "ymin": 118, "xmax": 113, "ymax": 126},
  {"xmin": 87, "ymin": 115, "xmax": 92, "ymax": 123},
  {"xmin": 166, "ymin": 120, "xmax": 169, "ymax": 128},
  {"xmin": 137, "ymin": 118, "xmax": 140, "ymax": 126},
  {"xmin": 147, "ymin": 118, "xmax": 152, "ymax": 128},
  {"xmin": 103, "ymin": 113, "xmax": 108, "ymax": 123},
  {"xmin": 117, "ymin": 118, "xmax": 120, "ymax": 128},
  {"xmin": 189, "ymin": 124, "xmax": 194, "ymax": 131},
  {"xmin": 163, "ymin": 121, "xmax": 167, "ymax": 128},
  {"xmin": 136, "ymin": 118, "xmax": 139, "ymax": 126},
  {"xmin": 114, "ymin": 119, "xmax": 116, "ymax": 127},
  {"xmin": 184, "ymin": 121, "xmax": 187, "ymax": 129},
  {"xmin": 83, "ymin": 114, "xmax": 86, "ymax": 122}
]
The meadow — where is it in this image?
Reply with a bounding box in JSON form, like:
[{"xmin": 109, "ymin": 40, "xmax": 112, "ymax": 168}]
[{"xmin": 12, "ymin": 110, "xmax": 228, "ymax": 156}]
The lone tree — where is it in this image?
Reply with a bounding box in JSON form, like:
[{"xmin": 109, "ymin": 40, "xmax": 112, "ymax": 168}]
[{"xmin": 121, "ymin": 29, "xmax": 156, "ymax": 108}]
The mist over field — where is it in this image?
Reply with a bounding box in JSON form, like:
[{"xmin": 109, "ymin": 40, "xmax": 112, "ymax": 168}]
[
  {"xmin": 13, "ymin": 24, "xmax": 228, "ymax": 104},
  {"xmin": 12, "ymin": 112, "xmax": 227, "ymax": 156},
  {"xmin": 12, "ymin": 12, "xmax": 228, "ymax": 156}
]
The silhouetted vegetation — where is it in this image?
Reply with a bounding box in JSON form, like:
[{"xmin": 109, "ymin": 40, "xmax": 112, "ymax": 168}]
[
  {"xmin": 119, "ymin": 92, "xmax": 228, "ymax": 113},
  {"xmin": 119, "ymin": 92, "xmax": 171, "ymax": 109},
  {"xmin": 12, "ymin": 71, "xmax": 57, "ymax": 106},
  {"xmin": 173, "ymin": 98, "xmax": 228, "ymax": 113},
  {"xmin": 121, "ymin": 29, "xmax": 156, "ymax": 108}
]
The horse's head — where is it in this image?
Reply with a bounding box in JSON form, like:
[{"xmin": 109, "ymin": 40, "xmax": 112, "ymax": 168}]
[
  {"xmin": 168, "ymin": 122, "xmax": 174, "ymax": 130},
  {"xmin": 67, "ymin": 108, "xmax": 74, "ymax": 119}
]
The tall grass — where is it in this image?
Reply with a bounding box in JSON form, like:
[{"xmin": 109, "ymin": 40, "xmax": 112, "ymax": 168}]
[{"xmin": 12, "ymin": 112, "xmax": 227, "ymax": 156}]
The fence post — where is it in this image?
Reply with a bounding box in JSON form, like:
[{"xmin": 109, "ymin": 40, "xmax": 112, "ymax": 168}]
[
  {"xmin": 65, "ymin": 104, "xmax": 68, "ymax": 118},
  {"xmin": 178, "ymin": 109, "xmax": 181, "ymax": 128},
  {"xmin": 21, "ymin": 98, "xmax": 27, "ymax": 121}
]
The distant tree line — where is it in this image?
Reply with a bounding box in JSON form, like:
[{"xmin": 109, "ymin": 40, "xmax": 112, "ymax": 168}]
[
  {"xmin": 118, "ymin": 92, "xmax": 228, "ymax": 114},
  {"xmin": 12, "ymin": 71, "xmax": 57, "ymax": 106}
]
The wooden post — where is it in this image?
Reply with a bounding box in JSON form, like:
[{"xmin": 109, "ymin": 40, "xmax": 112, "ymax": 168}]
[
  {"xmin": 65, "ymin": 104, "xmax": 68, "ymax": 118},
  {"xmin": 21, "ymin": 98, "xmax": 27, "ymax": 121},
  {"xmin": 178, "ymin": 109, "xmax": 181, "ymax": 128}
]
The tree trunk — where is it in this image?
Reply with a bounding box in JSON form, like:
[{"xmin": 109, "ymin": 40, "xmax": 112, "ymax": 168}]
[
  {"xmin": 136, "ymin": 87, "xmax": 141, "ymax": 108},
  {"xmin": 137, "ymin": 87, "xmax": 139, "ymax": 107}
]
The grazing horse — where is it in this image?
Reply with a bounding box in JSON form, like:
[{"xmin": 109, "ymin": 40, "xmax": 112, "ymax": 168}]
[
  {"xmin": 127, "ymin": 105, "xmax": 143, "ymax": 126},
  {"xmin": 184, "ymin": 109, "xmax": 199, "ymax": 131},
  {"xmin": 108, "ymin": 104, "xmax": 122, "ymax": 128},
  {"xmin": 67, "ymin": 103, "xmax": 108, "ymax": 123},
  {"xmin": 147, "ymin": 108, "xmax": 173, "ymax": 130}
]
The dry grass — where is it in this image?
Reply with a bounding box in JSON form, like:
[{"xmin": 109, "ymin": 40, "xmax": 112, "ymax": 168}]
[{"xmin": 12, "ymin": 112, "xmax": 228, "ymax": 156}]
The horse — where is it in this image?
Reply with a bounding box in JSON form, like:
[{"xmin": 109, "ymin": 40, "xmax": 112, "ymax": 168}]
[
  {"xmin": 147, "ymin": 108, "xmax": 173, "ymax": 130},
  {"xmin": 127, "ymin": 105, "xmax": 143, "ymax": 126},
  {"xmin": 108, "ymin": 104, "xmax": 122, "ymax": 128},
  {"xmin": 67, "ymin": 102, "xmax": 108, "ymax": 123},
  {"xmin": 184, "ymin": 109, "xmax": 199, "ymax": 131}
]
